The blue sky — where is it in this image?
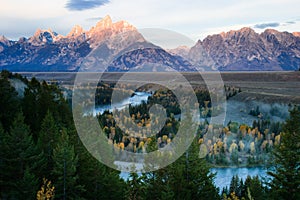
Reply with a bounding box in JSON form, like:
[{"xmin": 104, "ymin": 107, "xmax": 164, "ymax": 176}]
[{"xmin": 1, "ymin": 0, "xmax": 300, "ymax": 43}]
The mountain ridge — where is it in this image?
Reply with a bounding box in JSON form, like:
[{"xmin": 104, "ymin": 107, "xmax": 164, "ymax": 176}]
[
  {"xmin": 187, "ymin": 27, "xmax": 300, "ymax": 71},
  {"xmin": 0, "ymin": 17, "xmax": 300, "ymax": 72}
]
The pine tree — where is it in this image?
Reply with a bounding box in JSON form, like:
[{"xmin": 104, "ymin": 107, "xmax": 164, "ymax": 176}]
[
  {"xmin": 22, "ymin": 77, "xmax": 42, "ymax": 135},
  {"xmin": 75, "ymin": 137, "xmax": 126, "ymax": 200},
  {"xmin": 229, "ymin": 175, "xmax": 239, "ymax": 197},
  {"xmin": 142, "ymin": 137, "xmax": 175, "ymax": 200},
  {"xmin": 0, "ymin": 122, "xmax": 6, "ymax": 198},
  {"xmin": 143, "ymin": 166, "xmax": 174, "ymax": 200},
  {"xmin": 268, "ymin": 106, "xmax": 300, "ymax": 199},
  {"xmin": 18, "ymin": 167, "xmax": 39, "ymax": 200},
  {"xmin": 37, "ymin": 111, "xmax": 59, "ymax": 178},
  {"xmin": 0, "ymin": 72, "xmax": 20, "ymax": 131},
  {"xmin": 0, "ymin": 113, "xmax": 43, "ymax": 199},
  {"xmin": 51, "ymin": 129, "xmax": 84, "ymax": 199},
  {"xmin": 168, "ymin": 139, "xmax": 220, "ymax": 200},
  {"xmin": 126, "ymin": 170, "xmax": 146, "ymax": 200},
  {"xmin": 22, "ymin": 78, "xmax": 72, "ymax": 138},
  {"xmin": 244, "ymin": 176, "xmax": 266, "ymax": 200}
]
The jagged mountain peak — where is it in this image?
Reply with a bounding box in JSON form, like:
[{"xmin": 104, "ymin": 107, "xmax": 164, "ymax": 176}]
[
  {"xmin": 113, "ymin": 20, "xmax": 136, "ymax": 32},
  {"xmin": 87, "ymin": 16, "xmax": 139, "ymax": 48},
  {"xmin": 90, "ymin": 15, "xmax": 136, "ymax": 34},
  {"xmin": 29, "ymin": 28, "xmax": 60, "ymax": 45},
  {"xmin": 33, "ymin": 28, "xmax": 57, "ymax": 36},
  {"xmin": 95, "ymin": 15, "xmax": 113, "ymax": 29},
  {"xmin": 68, "ymin": 25, "xmax": 85, "ymax": 37}
]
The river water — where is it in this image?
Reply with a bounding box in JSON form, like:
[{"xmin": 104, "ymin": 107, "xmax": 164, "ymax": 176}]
[{"xmin": 89, "ymin": 92, "xmax": 152, "ymax": 115}]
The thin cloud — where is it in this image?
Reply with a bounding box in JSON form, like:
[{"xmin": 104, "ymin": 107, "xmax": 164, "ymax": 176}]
[
  {"xmin": 254, "ymin": 22, "xmax": 280, "ymax": 29},
  {"xmin": 281, "ymin": 21, "xmax": 296, "ymax": 26},
  {"xmin": 66, "ymin": 0, "xmax": 110, "ymax": 11},
  {"xmin": 285, "ymin": 21, "xmax": 296, "ymax": 24},
  {"xmin": 86, "ymin": 17, "xmax": 103, "ymax": 21}
]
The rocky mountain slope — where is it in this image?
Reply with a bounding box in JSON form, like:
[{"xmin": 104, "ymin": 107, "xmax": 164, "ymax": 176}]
[
  {"xmin": 0, "ymin": 16, "xmax": 187, "ymax": 72},
  {"xmin": 187, "ymin": 28, "xmax": 300, "ymax": 71},
  {"xmin": 0, "ymin": 16, "xmax": 299, "ymax": 71}
]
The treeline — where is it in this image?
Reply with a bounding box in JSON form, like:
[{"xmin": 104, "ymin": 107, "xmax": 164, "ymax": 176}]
[
  {"xmin": 221, "ymin": 175, "xmax": 267, "ymax": 200},
  {"xmin": 204, "ymin": 119, "xmax": 283, "ymax": 167}
]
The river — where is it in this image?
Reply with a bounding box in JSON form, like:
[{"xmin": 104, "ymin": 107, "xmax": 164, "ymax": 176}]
[{"xmin": 88, "ymin": 92, "xmax": 152, "ymax": 116}]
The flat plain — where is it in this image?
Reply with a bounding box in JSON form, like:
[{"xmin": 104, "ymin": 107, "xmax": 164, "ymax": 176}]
[{"xmin": 19, "ymin": 71, "xmax": 300, "ymax": 104}]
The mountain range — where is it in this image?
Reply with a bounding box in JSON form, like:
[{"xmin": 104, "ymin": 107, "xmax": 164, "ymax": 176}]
[{"xmin": 0, "ymin": 15, "xmax": 300, "ymax": 72}]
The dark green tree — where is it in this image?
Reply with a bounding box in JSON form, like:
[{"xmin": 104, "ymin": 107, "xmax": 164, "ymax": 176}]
[
  {"xmin": 0, "ymin": 113, "xmax": 43, "ymax": 199},
  {"xmin": 22, "ymin": 77, "xmax": 41, "ymax": 135},
  {"xmin": 268, "ymin": 106, "xmax": 300, "ymax": 200},
  {"xmin": 23, "ymin": 78, "xmax": 72, "ymax": 138},
  {"xmin": 229, "ymin": 175, "xmax": 240, "ymax": 197},
  {"xmin": 75, "ymin": 137, "xmax": 126, "ymax": 200},
  {"xmin": 244, "ymin": 175, "xmax": 266, "ymax": 200},
  {"xmin": 51, "ymin": 129, "xmax": 84, "ymax": 199},
  {"xmin": 0, "ymin": 122, "xmax": 6, "ymax": 198},
  {"xmin": 0, "ymin": 72, "xmax": 20, "ymax": 131},
  {"xmin": 37, "ymin": 111, "xmax": 59, "ymax": 178},
  {"xmin": 168, "ymin": 139, "xmax": 220, "ymax": 200},
  {"xmin": 126, "ymin": 170, "xmax": 146, "ymax": 200},
  {"xmin": 18, "ymin": 167, "xmax": 39, "ymax": 200},
  {"xmin": 143, "ymin": 167, "xmax": 174, "ymax": 200},
  {"xmin": 221, "ymin": 186, "xmax": 229, "ymax": 197},
  {"xmin": 143, "ymin": 137, "xmax": 174, "ymax": 200}
]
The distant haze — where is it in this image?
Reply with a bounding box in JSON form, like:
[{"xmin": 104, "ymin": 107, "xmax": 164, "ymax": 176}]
[{"xmin": 138, "ymin": 28, "xmax": 196, "ymax": 49}]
